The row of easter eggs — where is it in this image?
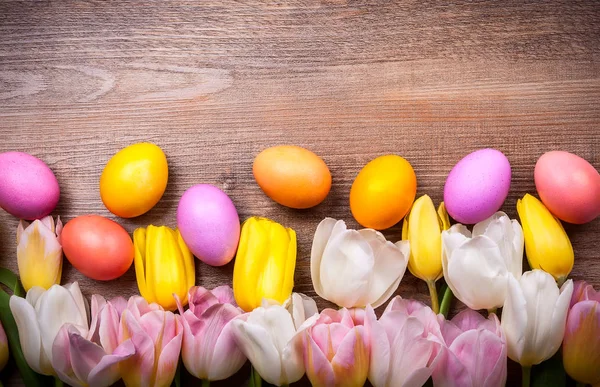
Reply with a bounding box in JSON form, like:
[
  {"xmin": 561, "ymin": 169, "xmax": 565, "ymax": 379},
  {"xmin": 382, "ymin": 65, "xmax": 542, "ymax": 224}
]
[{"xmin": 0, "ymin": 145, "xmax": 599, "ymax": 279}]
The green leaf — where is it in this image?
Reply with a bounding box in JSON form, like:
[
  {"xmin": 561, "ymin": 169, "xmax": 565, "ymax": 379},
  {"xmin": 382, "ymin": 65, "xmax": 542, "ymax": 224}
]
[
  {"xmin": 0, "ymin": 288, "xmax": 52, "ymax": 386},
  {"xmin": 0, "ymin": 268, "xmax": 25, "ymax": 298},
  {"xmin": 439, "ymin": 282, "xmax": 454, "ymax": 318},
  {"xmin": 531, "ymin": 351, "xmax": 567, "ymax": 387}
]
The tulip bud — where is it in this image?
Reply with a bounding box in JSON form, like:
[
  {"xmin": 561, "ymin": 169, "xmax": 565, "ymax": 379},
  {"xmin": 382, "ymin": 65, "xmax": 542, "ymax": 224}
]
[
  {"xmin": 402, "ymin": 195, "xmax": 449, "ymax": 312},
  {"xmin": 233, "ymin": 217, "xmax": 297, "ymax": 312},
  {"xmin": 562, "ymin": 281, "xmax": 600, "ymax": 386},
  {"xmin": 17, "ymin": 216, "xmax": 63, "ymax": 291},
  {"xmin": 517, "ymin": 194, "xmax": 574, "ymax": 284},
  {"xmin": 0, "ymin": 321, "xmax": 8, "ymax": 372},
  {"xmin": 133, "ymin": 225, "xmax": 195, "ymax": 311}
]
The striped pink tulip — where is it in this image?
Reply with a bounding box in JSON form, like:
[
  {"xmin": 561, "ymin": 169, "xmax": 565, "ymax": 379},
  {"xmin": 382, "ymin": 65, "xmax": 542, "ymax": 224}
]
[
  {"xmin": 302, "ymin": 307, "xmax": 369, "ymax": 387},
  {"xmin": 563, "ymin": 281, "xmax": 600, "ymax": 386}
]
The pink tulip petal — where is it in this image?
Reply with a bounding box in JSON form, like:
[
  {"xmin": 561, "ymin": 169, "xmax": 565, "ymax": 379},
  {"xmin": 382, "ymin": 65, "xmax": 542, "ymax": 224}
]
[
  {"xmin": 366, "ymin": 306, "xmax": 391, "ymax": 387},
  {"xmin": 155, "ymin": 315, "xmax": 183, "ymax": 387},
  {"xmin": 119, "ymin": 314, "xmax": 156, "ymax": 387},
  {"xmin": 451, "ymin": 309, "xmax": 488, "ymax": 332},
  {"xmin": 211, "ymin": 285, "xmax": 236, "ymax": 305},
  {"xmin": 432, "ymin": 347, "xmax": 472, "ymax": 387},
  {"xmin": 88, "ymin": 340, "xmax": 135, "ymax": 387},
  {"xmin": 330, "ymin": 326, "xmax": 369, "ymax": 387},
  {"xmin": 388, "ymin": 317, "xmax": 436, "ymax": 387},
  {"xmin": 303, "ymin": 332, "xmax": 336, "ymax": 387},
  {"xmin": 563, "ymin": 301, "xmax": 600, "ymax": 385},
  {"xmin": 187, "ymin": 287, "xmax": 220, "ymax": 317},
  {"xmin": 109, "ymin": 297, "xmax": 128, "ymax": 316},
  {"xmin": 206, "ymin": 319, "xmax": 246, "ymax": 380}
]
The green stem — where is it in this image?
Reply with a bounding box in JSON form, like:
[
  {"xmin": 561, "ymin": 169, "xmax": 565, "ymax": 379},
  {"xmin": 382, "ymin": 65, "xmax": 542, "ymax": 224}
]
[
  {"xmin": 201, "ymin": 380, "xmax": 210, "ymax": 387},
  {"xmin": 439, "ymin": 284, "xmax": 454, "ymax": 318},
  {"xmin": 575, "ymin": 383, "xmax": 586, "ymax": 387},
  {"xmin": 522, "ymin": 365, "xmax": 531, "ymax": 387},
  {"xmin": 488, "ymin": 308, "xmax": 498, "ymax": 316},
  {"xmin": 0, "ymin": 380, "xmax": 4, "ymax": 387},
  {"xmin": 250, "ymin": 366, "xmax": 262, "ymax": 387},
  {"xmin": 54, "ymin": 378, "xmax": 64, "ymax": 387},
  {"xmin": 427, "ymin": 281, "xmax": 440, "ymax": 314}
]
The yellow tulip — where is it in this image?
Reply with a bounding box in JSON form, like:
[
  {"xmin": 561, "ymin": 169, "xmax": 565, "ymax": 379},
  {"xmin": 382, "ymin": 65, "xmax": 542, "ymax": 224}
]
[
  {"xmin": 517, "ymin": 194, "xmax": 574, "ymax": 285},
  {"xmin": 402, "ymin": 195, "xmax": 449, "ymax": 313},
  {"xmin": 133, "ymin": 225, "xmax": 195, "ymax": 311},
  {"xmin": 233, "ymin": 217, "xmax": 297, "ymax": 312},
  {"xmin": 17, "ymin": 216, "xmax": 63, "ymax": 291}
]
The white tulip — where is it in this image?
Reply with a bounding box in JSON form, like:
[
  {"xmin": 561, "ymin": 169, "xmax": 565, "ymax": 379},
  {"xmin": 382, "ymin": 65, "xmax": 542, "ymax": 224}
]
[
  {"xmin": 9, "ymin": 282, "xmax": 89, "ymax": 375},
  {"xmin": 230, "ymin": 293, "xmax": 317, "ymax": 386},
  {"xmin": 311, "ymin": 217, "xmax": 410, "ymax": 308},
  {"xmin": 501, "ymin": 270, "xmax": 573, "ymax": 366},
  {"xmin": 442, "ymin": 212, "xmax": 524, "ymax": 311}
]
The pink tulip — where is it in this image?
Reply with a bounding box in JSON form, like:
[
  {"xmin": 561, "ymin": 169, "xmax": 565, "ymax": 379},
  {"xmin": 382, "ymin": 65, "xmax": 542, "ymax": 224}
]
[
  {"xmin": 563, "ymin": 281, "xmax": 600, "ymax": 386},
  {"xmin": 432, "ymin": 309, "xmax": 507, "ymax": 387},
  {"xmin": 367, "ymin": 296, "xmax": 442, "ymax": 387},
  {"xmin": 118, "ymin": 296, "xmax": 183, "ymax": 387},
  {"xmin": 176, "ymin": 286, "xmax": 246, "ymax": 381},
  {"xmin": 0, "ymin": 321, "xmax": 8, "ymax": 372},
  {"xmin": 52, "ymin": 295, "xmax": 134, "ymax": 387},
  {"xmin": 302, "ymin": 307, "xmax": 369, "ymax": 387}
]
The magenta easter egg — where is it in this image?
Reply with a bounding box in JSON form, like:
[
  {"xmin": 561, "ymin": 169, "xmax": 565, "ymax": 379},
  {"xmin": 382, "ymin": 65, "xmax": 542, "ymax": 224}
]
[
  {"xmin": 0, "ymin": 152, "xmax": 60, "ymax": 220},
  {"xmin": 535, "ymin": 151, "xmax": 600, "ymax": 224},
  {"xmin": 177, "ymin": 184, "xmax": 241, "ymax": 266},
  {"xmin": 444, "ymin": 149, "xmax": 511, "ymax": 224}
]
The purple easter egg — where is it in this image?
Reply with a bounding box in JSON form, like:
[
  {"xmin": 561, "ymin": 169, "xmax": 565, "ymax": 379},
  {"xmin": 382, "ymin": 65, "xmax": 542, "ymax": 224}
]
[
  {"xmin": 444, "ymin": 149, "xmax": 511, "ymax": 224},
  {"xmin": 177, "ymin": 184, "xmax": 241, "ymax": 266},
  {"xmin": 0, "ymin": 152, "xmax": 60, "ymax": 220}
]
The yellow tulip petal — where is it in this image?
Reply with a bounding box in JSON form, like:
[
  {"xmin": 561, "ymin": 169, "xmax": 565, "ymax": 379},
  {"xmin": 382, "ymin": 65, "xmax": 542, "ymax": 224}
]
[
  {"xmin": 133, "ymin": 227, "xmax": 150, "ymax": 302},
  {"xmin": 17, "ymin": 220, "xmax": 62, "ymax": 291},
  {"xmin": 406, "ymin": 195, "xmax": 443, "ymax": 281}
]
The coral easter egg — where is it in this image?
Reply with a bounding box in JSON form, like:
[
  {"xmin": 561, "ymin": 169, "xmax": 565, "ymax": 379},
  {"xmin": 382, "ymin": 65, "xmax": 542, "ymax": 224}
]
[
  {"xmin": 61, "ymin": 215, "xmax": 134, "ymax": 281},
  {"xmin": 350, "ymin": 155, "xmax": 417, "ymax": 230},
  {"xmin": 444, "ymin": 149, "xmax": 511, "ymax": 224},
  {"xmin": 535, "ymin": 151, "xmax": 600, "ymax": 224},
  {"xmin": 100, "ymin": 143, "xmax": 168, "ymax": 218},
  {"xmin": 0, "ymin": 152, "xmax": 60, "ymax": 220},
  {"xmin": 253, "ymin": 145, "xmax": 331, "ymax": 209},
  {"xmin": 177, "ymin": 184, "xmax": 241, "ymax": 266}
]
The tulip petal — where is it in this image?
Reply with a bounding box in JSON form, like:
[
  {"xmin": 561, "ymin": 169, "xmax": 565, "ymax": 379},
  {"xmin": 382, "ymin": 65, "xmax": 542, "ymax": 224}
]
[
  {"xmin": 432, "ymin": 346, "xmax": 472, "ymax": 387},
  {"xmin": 319, "ymin": 229, "xmax": 374, "ymax": 308},
  {"xmin": 88, "ymin": 340, "xmax": 135, "ymax": 387},
  {"xmin": 303, "ymin": 332, "xmax": 336, "ymax": 387},
  {"xmin": 98, "ymin": 302, "xmax": 123, "ymax": 355},
  {"xmin": 446, "ymin": 236, "xmax": 508, "ymax": 310},
  {"xmin": 133, "ymin": 228, "xmax": 151, "ymax": 303},
  {"xmin": 284, "ymin": 293, "xmax": 319, "ymax": 330},
  {"xmin": 542, "ymin": 279, "xmax": 573, "ymax": 361},
  {"xmin": 119, "ymin": 315, "xmax": 156, "ymax": 387},
  {"xmin": 9, "ymin": 295, "xmax": 53, "ymax": 375},
  {"xmin": 38, "ymin": 285, "xmax": 89, "ymax": 367},
  {"xmin": 206, "ymin": 317, "xmax": 247, "ymax": 380},
  {"xmin": 501, "ymin": 274, "xmax": 528, "ymax": 364},
  {"xmin": 447, "ymin": 329, "xmax": 506, "ymax": 386},
  {"xmin": 17, "ymin": 219, "xmax": 63, "ymax": 291},
  {"xmin": 473, "ymin": 213, "xmax": 523, "ymax": 278},
  {"xmin": 311, "ymin": 218, "xmax": 344, "ymax": 299},
  {"xmin": 366, "ymin": 306, "xmax": 391, "ymax": 387},
  {"xmin": 388, "ymin": 318, "xmax": 435, "ymax": 387},
  {"xmin": 155, "ymin": 316, "xmax": 183, "ymax": 387},
  {"xmin": 365, "ymin": 236, "xmax": 408, "ymax": 308},
  {"xmin": 65, "ymin": 282, "xmax": 90, "ymax": 327},
  {"xmin": 230, "ymin": 319, "xmax": 283, "ymax": 385},
  {"xmin": 330, "ymin": 326, "xmax": 369, "ymax": 387},
  {"xmin": 563, "ymin": 300, "xmax": 600, "ymax": 385}
]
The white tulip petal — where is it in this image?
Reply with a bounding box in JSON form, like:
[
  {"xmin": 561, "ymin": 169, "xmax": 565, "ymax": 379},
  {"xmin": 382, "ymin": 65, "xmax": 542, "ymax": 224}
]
[
  {"xmin": 543, "ymin": 279, "xmax": 573, "ymax": 362},
  {"xmin": 246, "ymin": 306, "xmax": 297, "ymax": 355},
  {"xmin": 366, "ymin": 237, "xmax": 408, "ymax": 307},
  {"xmin": 283, "ymin": 293, "xmax": 318, "ymax": 330},
  {"xmin": 26, "ymin": 286, "xmax": 46, "ymax": 308},
  {"xmin": 230, "ymin": 319, "xmax": 283, "ymax": 385},
  {"xmin": 9, "ymin": 295, "xmax": 53, "ymax": 375},
  {"xmin": 446, "ymin": 236, "xmax": 508, "ymax": 310},
  {"xmin": 501, "ymin": 274, "xmax": 528, "ymax": 364},
  {"xmin": 38, "ymin": 286, "xmax": 89, "ymax": 366},
  {"xmin": 509, "ymin": 220, "xmax": 524, "ymax": 278},
  {"xmin": 310, "ymin": 218, "xmax": 340, "ymax": 298},
  {"xmin": 65, "ymin": 282, "xmax": 90, "ymax": 326},
  {"xmin": 394, "ymin": 240, "xmax": 411, "ymax": 260},
  {"xmin": 319, "ymin": 229, "xmax": 374, "ymax": 308},
  {"xmin": 280, "ymin": 338, "xmax": 305, "ymax": 385}
]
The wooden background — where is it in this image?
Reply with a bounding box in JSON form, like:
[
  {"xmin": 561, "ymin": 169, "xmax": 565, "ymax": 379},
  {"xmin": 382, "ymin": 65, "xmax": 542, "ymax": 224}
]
[{"xmin": 1, "ymin": 0, "xmax": 599, "ymax": 385}]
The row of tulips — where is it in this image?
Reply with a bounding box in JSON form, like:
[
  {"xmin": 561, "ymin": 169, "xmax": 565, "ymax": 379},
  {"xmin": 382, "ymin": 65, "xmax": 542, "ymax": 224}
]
[
  {"xmin": 3, "ymin": 278, "xmax": 599, "ymax": 387},
  {"xmin": 3, "ymin": 190, "xmax": 598, "ymax": 386}
]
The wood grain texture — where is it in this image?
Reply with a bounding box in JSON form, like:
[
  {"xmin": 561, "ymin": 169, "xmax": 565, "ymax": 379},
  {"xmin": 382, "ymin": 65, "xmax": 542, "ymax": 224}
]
[{"xmin": 1, "ymin": 0, "xmax": 599, "ymax": 385}]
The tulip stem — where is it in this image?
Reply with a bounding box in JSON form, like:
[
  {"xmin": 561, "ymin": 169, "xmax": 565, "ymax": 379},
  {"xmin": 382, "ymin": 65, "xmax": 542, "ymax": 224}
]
[
  {"xmin": 521, "ymin": 365, "xmax": 531, "ymax": 387},
  {"xmin": 54, "ymin": 378, "xmax": 64, "ymax": 387},
  {"xmin": 427, "ymin": 281, "xmax": 440, "ymax": 314},
  {"xmin": 201, "ymin": 380, "xmax": 210, "ymax": 387},
  {"xmin": 488, "ymin": 308, "xmax": 497, "ymax": 316},
  {"xmin": 439, "ymin": 284, "xmax": 453, "ymax": 318},
  {"xmin": 250, "ymin": 366, "xmax": 262, "ymax": 387}
]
